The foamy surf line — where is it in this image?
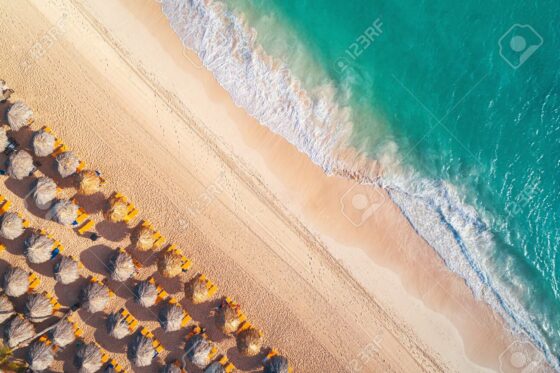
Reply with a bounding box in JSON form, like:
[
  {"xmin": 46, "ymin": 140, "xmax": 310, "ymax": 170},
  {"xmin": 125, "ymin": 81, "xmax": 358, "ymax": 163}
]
[{"xmin": 160, "ymin": 0, "xmax": 558, "ymax": 369}]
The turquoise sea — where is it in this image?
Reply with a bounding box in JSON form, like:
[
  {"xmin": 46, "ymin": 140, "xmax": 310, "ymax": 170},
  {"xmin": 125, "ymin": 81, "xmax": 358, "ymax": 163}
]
[{"xmin": 161, "ymin": 0, "xmax": 560, "ymax": 368}]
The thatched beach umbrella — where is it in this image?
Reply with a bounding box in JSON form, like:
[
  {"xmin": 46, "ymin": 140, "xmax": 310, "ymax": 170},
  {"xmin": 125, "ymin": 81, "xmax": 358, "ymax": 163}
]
[
  {"xmin": 158, "ymin": 302, "xmax": 184, "ymax": 332},
  {"xmin": 236, "ymin": 327, "xmax": 263, "ymax": 356},
  {"xmin": 105, "ymin": 194, "xmax": 128, "ymax": 223},
  {"xmin": 134, "ymin": 225, "xmax": 156, "ymax": 251},
  {"xmin": 128, "ymin": 333, "xmax": 155, "ymax": 367},
  {"xmin": 215, "ymin": 299, "xmax": 242, "ymax": 335},
  {"xmin": 2, "ymin": 266, "xmax": 29, "ymax": 297},
  {"xmin": 54, "ymin": 256, "xmax": 80, "ymax": 285},
  {"xmin": 25, "ymin": 232, "xmax": 54, "ymax": 264},
  {"xmin": 157, "ymin": 250, "xmax": 182, "ymax": 278},
  {"xmin": 106, "ymin": 312, "xmax": 131, "ymax": 340},
  {"xmin": 0, "ymin": 212, "xmax": 25, "ymax": 240},
  {"xmin": 185, "ymin": 277, "xmax": 210, "ymax": 304},
  {"xmin": 7, "ymin": 101, "xmax": 33, "ymax": 131},
  {"xmin": 107, "ymin": 250, "xmax": 136, "ymax": 282},
  {"xmin": 0, "ymin": 80, "xmax": 14, "ymax": 102},
  {"xmin": 33, "ymin": 176, "xmax": 57, "ymax": 209},
  {"xmin": 161, "ymin": 362, "xmax": 186, "ymax": 373},
  {"xmin": 32, "ymin": 129, "xmax": 56, "ymax": 157},
  {"xmin": 49, "ymin": 318, "xmax": 76, "ymax": 347},
  {"xmin": 75, "ymin": 342, "xmax": 103, "ymax": 373},
  {"xmin": 56, "ymin": 151, "xmax": 80, "ymax": 178},
  {"xmin": 80, "ymin": 281, "xmax": 110, "ymax": 313},
  {"xmin": 26, "ymin": 340, "xmax": 55, "ymax": 371},
  {"xmin": 24, "ymin": 293, "xmax": 53, "ymax": 322},
  {"xmin": 184, "ymin": 333, "xmax": 215, "ymax": 369},
  {"xmin": 134, "ymin": 280, "xmax": 157, "ymax": 307},
  {"xmin": 4, "ymin": 314, "xmax": 35, "ymax": 348},
  {"xmin": 205, "ymin": 362, "xmax": 227, "ymax": 373},
  {"xmin": 7, "ymin": 149, "xmax": 34, "ymax": 180},
  {"xmin": 264, "ymin": 355, "xmax": 290, "ymax": 373},
  {"xmin": 77, "ymin": 170, "xmax": 102, "ymax": 195},
  {"xmin": 50, "ymin": 199, "xmax": 78, "ymax": 226},
  {"xmin": 0, "ymin": 126, "xmax": 9, "ymax": 153},
  {"xmin": 0, "ymin": 294, "xmax": 14, "ymax": 324}
]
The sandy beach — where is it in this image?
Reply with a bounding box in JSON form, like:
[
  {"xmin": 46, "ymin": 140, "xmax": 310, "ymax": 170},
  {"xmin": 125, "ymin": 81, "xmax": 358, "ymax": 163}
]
[{"xmin": 0, "ymin": 0, "xmax": 537, "ymax": 372}]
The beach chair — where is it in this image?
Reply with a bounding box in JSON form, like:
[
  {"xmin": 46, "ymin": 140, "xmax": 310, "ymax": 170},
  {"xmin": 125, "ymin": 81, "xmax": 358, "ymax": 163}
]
[
  {"xmin": 112, "ymin": 192, "xmax": 139, "ymax": 224},
  {"xmin": 147, "ymin": 276, "xmax": 168, "ymax": 304},
  {"xmin": 89, "ymin": 276, "xmax": 116, "ymax": 298},
  {"xmin": 70, "ymin": 199, "xmax": 95, "ymax": 235},
  {"xmin": 107, "ymin": 358, "xmax": 126, "ymax": 373},
  {"xmin": 185, "ymin": 326, "xmax": 218, "ymax": 361},
  {"xmin": 42, "ymin": 126, "xmax": 65, "ymax": 156},
  {"xmin": 37, "ymin": 335, "xmax": 59, "ymax": 353},
  {"xmin": 214, "ymin": 355, "xmax": 236, "ymax": 373},
  {"xmin": 66, "ymin": 315, "xmax": 84, "ymax": 338},
  {"xmin": 196, "ymin": 274, "xmax": 218, "ymax": 299},
  {"xmin": 119, "ymin": 307, "xmax": 139, "ymax": 333},
  {"xmin": 165, "ymin": 244, "xmax": 192, "ymax": 272},
  {"xmin": 139, "ymin": 220, "xmax": 165, "ymax": 249},
  {"xmin": 222, "ymin": 296, "xmax": 247, "ymax": 328},
  {"xmin": 28, "ymin": 271, "xmax": 41, "ymax": 292},
  {"xmin": 94, "ymin": 342, "xmax": 110, "ymax": 364},
  {"xmin": 264, "ymin": 349, "xmax": 293, "ymax": 373},
  {"xmin": 139, "ymin": 327, "xmax": 164, "ymax": 355},
  {"xmin": 167, "ymin": 297, "xmax": 192, "ymax": 327},
  {"xmin": 39, "ymin": 229, "xmax": 64, "ymax": 259},
  {"xmin": 0, "ymin": 194, "xmax": 12, "ymax": 214},
  {"xmin": 43, "ymin": 291, "xmax": 62, "ymax": 313}
]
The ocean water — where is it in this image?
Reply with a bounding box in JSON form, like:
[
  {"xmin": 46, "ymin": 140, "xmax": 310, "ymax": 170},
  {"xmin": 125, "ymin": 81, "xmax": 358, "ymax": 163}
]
[{"xmin": 161, "ymin": 0, "xmax": 560, "ymax": 369}]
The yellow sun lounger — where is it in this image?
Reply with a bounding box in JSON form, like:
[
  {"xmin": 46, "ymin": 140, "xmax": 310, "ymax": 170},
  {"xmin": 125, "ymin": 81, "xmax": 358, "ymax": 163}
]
[
  {"xmin": 215, "ymin": 355, "xmax": 236, "ymax": 373},
  {"xmin": 119, "ymin": 307, "xmax": 139, "ymax": 333},
  {"xmin": 42, "ymin": 126, "xmax": 64, "ymax": 156},
  {"xmin": 0, "ymin": 195, "xmax": 11, "ymax": 214},
  {"xmin": 264, "ymin": 349, "xmax": 293, "ymax": 373},
  {"xmin": 165, "ymin": 244, "xmax": 192, "ymax": 272},
  {"xmin": 223, "ymin": 297, "xmax": 247, "ymax": 327},
  {"xmin": 89, "ymin": 276, "xmax": 115, "ymax": 298},
  {"xmin": 167, "ymin": 297, "xmax": 192, "ymax": 327},
  {"xmin": 70, "ymin": 199, "xmax": 95, "ymax": 235},
  {"xmin": 186, "ymin": 326, "xmax": 218, "ymax": 361},
  {"xmin": 196, "ymin": 274, "xmax": 218, "ymax": 299},
  {"xmin": 28, "ymin": 272, "xmax": 41, "ymax": 292},
  {"xmin": 139, "ymin": 327, "xmax": 164, "ymax": 355},
  {"xmin": 39, "ymin": 229, "xmax": 64, "ymax": 259},
  {"xmin": 107, "ymin": 358, "xmax": 126, "ymax": 373},
  {"xmin": 147, "ymin": 277, "xmax": 168, "ymax": 304},
  {"xmin": 139, "ymin": 220, "xmax": 165, "ymax": 249},
  {"xmin": 37, "ymin": 335, "xmax": 59, "ymax": 353},
  {"xmin": 43, "ymin": 291, "xmax": 61, "ymax": 312},
  {"xmin": 67, "ymin": 315, "xmax": 84, "ymax": 338},
  {"xmin": 113, "ymin": 193, "xmax": 139, "ymax": 224}
]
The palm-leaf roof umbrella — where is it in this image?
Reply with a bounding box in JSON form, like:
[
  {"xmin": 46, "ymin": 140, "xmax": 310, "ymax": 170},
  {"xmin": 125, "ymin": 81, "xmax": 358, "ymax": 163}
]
[
  {"xmin": 0, "ymin": 126, "xmax": 9, "ymax": 153},
  {"xmin": 77, "ymin": 170, "xmax": 102, "ymax": 195},
  {"xmin": 26, "ymin": 339, "xmax": 55, "ymax": 371},
  {"xmin": 24, "ymin": 293, "xmax": 53, "ymax": 323},
  {"xmin": 4, "ymin": 314, "xmax": 35, "ymax": 348},
  {"xmin": 104, "ymin": 195, "xmax": 128, "ymax": 223},
  {"xmin": 50, "ymin": 199, "xmax": 78, "ymax": 226},
  {"xmin": 133, "ymin": 280, "xmax": 157, "ymax": 307},
  {"xmin": 49, "ymin": 318, "xmax": 76, "ymax": 347},
  {"xmin": 2, "ymin": 266, "xmax": 29, "ymax": 297},
  {"xmin": 184, "ymin": 333, "xmax": 215, "ymax": 369},
  {"xmin": 128, "ymin": 333, "xmax": 156, "ymax": 367},
  {"xmin": 134, "ymin": 225, "xmax": 156, "ymax": 251},
  {"xmin": 161, "ymin": 362, "xmax": 186, "ymax": 373},
  {"xmin": 54, "ymin": 256, "xmax": 80, "ymax": 285},
  {"xmin": 33, "ymin": 176, "xmax": 57, "ymax": 210},
  {"xmin": 74, "ymin": 342, "xmax": 103, "ymax": 373},
  {"xmin": 25, "ymin": 232, "xmax": 54, "ymax": 264},
  {"xmin": 236, "ymin": 327, "xmax": 263, "ymax": 356},
  {"xmin": 56, "ymin": 151, "xmax": 80, "ymax": 178},
  {"xmin": 185, "ymin": 277, "xmax": 210, "ymax": 304},
  {"xmin": 107, "ymin": 250, "xmax": 136, "ymax": 282},
  {"xmin": 80, "ymin": 281, "xmax": 110, "ymax": 313},
  {"xmin": 158, "ymin": 302, "xmax": 184, "ymax": 332},
  {"xmin": 0, "ymin": 212, "xmax": 25, "ymax": 240},
  {"xmin": 105, "ymin": 312, "xmax": 130, "ymax": 340},
  {"xmin": 7, "ymin": 101, "xmax": 33, "ymax": 131},
  {"xmin": 32, "ymin": 129, "xmax": 56, "ymax": 157},
  {"xmin": 264, "ymin": 355, "xmax": 290, "ymax": 373},
  {"xmin": 204, "ymin": 362, "xmax": 227, "ymax": 373},
  {"xmin": 215, "ymin": 299, "xmax": 242, "ymax": 335},
  {"xmin": 0, "ymin": 294, "xmax": 14, "ymax": 324},
  {"xmin": 157, "ymin": 250, "xmax": 182, "ymax": 278},
  {"xmin": 7, "ymin": 149, "xmax": 34, "ymax": 180},
  {"xmin": 0, "ymin": 80, "xmax": 14, "ymax": 102}
]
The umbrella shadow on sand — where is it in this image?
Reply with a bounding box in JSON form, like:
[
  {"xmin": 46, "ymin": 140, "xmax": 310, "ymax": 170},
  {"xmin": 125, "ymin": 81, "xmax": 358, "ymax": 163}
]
[
  {"xmin": 80, "ymin": 244, "xmax": 114, "ymax": 275},
  {"xmin": 54, "ymin": 276, "xmax": 87, "ymax": 308},
  {"xmin": 93, "ymin": 321, "xmax": 130, "ymax": 354},
  {"xmin": 73, "ymin": 191, "xmax": 106, "ymax": 214},
  {"xmin": 226, "ymin": 345, "xmax": 265, "ymax": 371},
  {"xmin": 95, "ymin": 220, "xmax": 130, "ymax": 243},
  {"xmin": 4, "ymin": 174, "xmax": 35, "ymax": 200}
]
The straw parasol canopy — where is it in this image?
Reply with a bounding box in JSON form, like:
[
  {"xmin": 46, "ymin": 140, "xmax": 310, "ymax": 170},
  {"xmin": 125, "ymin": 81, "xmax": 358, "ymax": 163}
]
[
  {"xmin": 80, "ymin": 281, "xmax": 110, "ymax": 313},
  {"xmin": 56, "ymin": 151, "xmax": 80, "ymax": 178},
  {"xmin": 0, "ymin": 80, "xmax": 14, "ymax": 102},
  {"xmin": 77, "ymin": 170, "xmax": 102, "ymax": 195},
  {"xmin": 128, "ymin": 333, "xmax": 155, "ymax": 367},
  {"xmin": 2, "ymin": 266, "xmax": 29, "ymax": 297},
  {"xmin": 33, "ymin": 176, "xmax": 57, "ymax": 210},
  {"xmin": 161, "ymin": 362, "xmax": 186, "ymax": 373},
  {"xmin": 236, "ymin": 327, "xmax": 263, "ymax": 356},
  {"xmin": 185, "ymin": 276, "xmax": 210, "ymax": 304},
  {"xmin": 215, "ymin": 299, "xmax": 242, "ymax": 335},
  {"xmin": 133, "ymin": 280, "xmax": 157, "ymax": 308},
  {"xmin": 7, "ymin": 101, "xmax": 33, "ymax": 131},
  {"xmin": 7, "ymin": 149, "xmax": 34, "ymax": 180},
  {"xmin": 106, "ymin": 312, "xmax": 130, "ymax": 339},
  {"xmin": 204, "ymin": 362, "xmax": 227, "ymax": 373},
  {"xmin": 75, "ymin": 342, "xmax": 103, "ymax": 373},
  {"xmin": 54, "ymin": 256, "xmax": 80, "ymax": 284},
  {"xmin": 134, "ymin": 225, "xmax": 156, "ymax": 251},
  {"xmin": 0, "ymin": 126, "xmax": 9, "ymax": 153},
  {"xmin": 24, "ymin": 293, "xmax": 53, "ymax": 323},
  {"xmin": 4, "ymin": 314, "xmax": 35, "ymax": 348},
  {"xmin": 25, "ymin": 232, "xmax": 54, "ymax": 264},
  {"xmin": 50, "ymin": 199, "xmax": 78, "ymax": 226},
  {"xmin": 0, "ymin": 294, "xmax": 14, "ymax": 324},
  {"xmin": 157, "ymin": 250, "xmax": 183, "ymax": 278},
  {"xmin": 158, "ymin": 302, "xmax": 184, "ymax": 332},
  {"xmin": 0, "ymin": 212, "xmax": 25, "ymax": 240},
  {"xmin": 32, "ymin": 129, "xmax": 56, "ymax": 157},
  {"xmin": 105, "ymin": 195, "xmax": 128, "ymax": 223},
  {"xmin": 26, "ymin": 339, "xmax": 55, "ymax": 371},
  {"xmin": 264, "ymin": 355, "xmax": 290, "ymax": 373},
  {"xmin": 49, "ymin": 318, "xmax": 76, "ymax": 347},
  {"xmin": 184, "ymin": 333, "xmax": 215, "ymax": 369},
  {"xmin": 108, "ymin": 250, "xmax": 136, "ymax": 282}
]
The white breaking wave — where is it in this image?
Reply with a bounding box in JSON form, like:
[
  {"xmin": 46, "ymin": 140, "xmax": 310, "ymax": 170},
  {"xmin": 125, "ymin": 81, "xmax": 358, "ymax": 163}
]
[{"xmin": 160, "ymin": 0, "xmax": 558, "ymax": 369}]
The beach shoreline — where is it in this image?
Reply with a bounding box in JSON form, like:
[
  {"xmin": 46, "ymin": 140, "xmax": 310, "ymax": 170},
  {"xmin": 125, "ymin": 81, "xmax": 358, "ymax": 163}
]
[{"xmin": 0, "ymin": 0, "xmax": 543, "ymax": 371}]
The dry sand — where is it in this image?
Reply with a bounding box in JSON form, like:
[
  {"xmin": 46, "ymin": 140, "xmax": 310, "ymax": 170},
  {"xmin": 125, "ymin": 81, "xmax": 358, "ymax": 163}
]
[{"xmin": 0, "ymin": 0, "xmax": 536, "ymax": 372}]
